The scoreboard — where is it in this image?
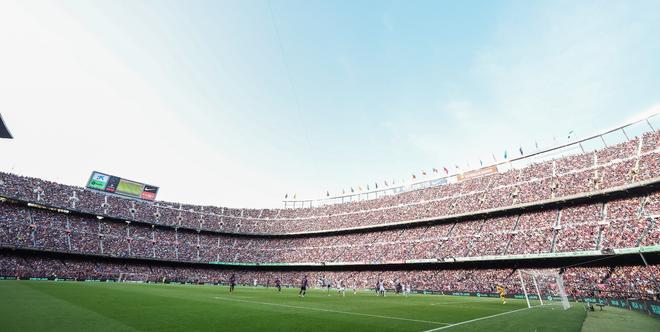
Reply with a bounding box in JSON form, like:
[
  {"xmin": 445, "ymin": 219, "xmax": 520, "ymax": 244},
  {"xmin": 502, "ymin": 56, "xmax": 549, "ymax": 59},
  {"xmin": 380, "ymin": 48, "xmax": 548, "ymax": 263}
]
[{"xmin": 86, "ymin": 171, "xmax": 159, "ymax": 201}]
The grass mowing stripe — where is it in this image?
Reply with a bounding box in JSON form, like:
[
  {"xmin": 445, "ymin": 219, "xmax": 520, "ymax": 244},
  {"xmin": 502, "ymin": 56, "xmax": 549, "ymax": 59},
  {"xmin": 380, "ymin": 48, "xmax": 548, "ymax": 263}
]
[
  {"xmin": 430, "ymin": 301, "xmax": 482, "ymax": 306},
  {"xmin": 212, "ymin": 296, "xmax": 452, "ymax": 326},
  {"xmin": 581, "ymin": 305, "xmax": 660, "ymax": 332},
  {"xmin": 421, "ymin": 305, "xmax": 542, "ymax": 331},
  {"xmin": 1, "ymin": 282, "xmax": 589, "ymax": 331},
  {"xmin": 2, "ymin": 282, "xmax": 138, "ymax": 332}
]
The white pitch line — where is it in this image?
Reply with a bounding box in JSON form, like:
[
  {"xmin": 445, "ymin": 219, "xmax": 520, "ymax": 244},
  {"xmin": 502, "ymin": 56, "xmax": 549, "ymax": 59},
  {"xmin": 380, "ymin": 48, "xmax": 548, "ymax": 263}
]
[
  {"xmin": 430, "ymin": 301, "xmax": 478, "ymax": 306},
  {"xmin": 222, "ymin": 296, "xmax": 256, "ymax": 299},
  {"xmin": 421, "ymin": 305, "xmax": 542, "ymax": 331},
  {"xmin": 212, "ymin": 296, "xmax": 451, "ymax": 326}
]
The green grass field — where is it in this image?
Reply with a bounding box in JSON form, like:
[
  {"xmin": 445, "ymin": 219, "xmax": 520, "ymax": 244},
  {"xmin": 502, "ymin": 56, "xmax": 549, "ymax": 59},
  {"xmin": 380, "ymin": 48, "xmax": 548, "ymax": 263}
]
[{"xmin": 0, "ymin": 281, "xmax": 656, "ymax": 331}]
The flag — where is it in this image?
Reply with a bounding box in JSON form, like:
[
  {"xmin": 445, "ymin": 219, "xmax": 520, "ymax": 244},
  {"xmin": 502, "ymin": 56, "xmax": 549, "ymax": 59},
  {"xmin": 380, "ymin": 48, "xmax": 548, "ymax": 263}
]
[
  {"xmin": 567, "ymin": 130, "xmax": 574, "ymax": 139},
  {"xmin": 367, "ymin": 184, "xmax": 370, "ymax": 190},
  {"xmin": 443, "ymin": 167, "xmax": 449, "ymax": 174},
  {"xmin": 375, "ymin": 182, "xmax": 378, "ymax": 189},
  {"xmin": 519, "ymin": 146, "xmax": 523, "ymax": 155},
  {"xmin": 350, "ymin": 187, "xmax": 354, "ymax": 193},
  {"xmin": 358, "ymin": 186, "xmax": 363, "ymax": 192},
  {"xmin": 535, "ymin": 141, "xmax": 539, "ymax": 149},
  {"xmin": 285, "ymin": 193, "xmax": 288, "ymax": 199},
  {"xmin": 433, "ymin": 168, "xmax": 438, "ymax": 173},
  {"xmin": 384, "ymin": 180, "xmax": 388, "ymax": 186},
  {"xmin": 326, "ymin": 191, "xmax": 330, "ymax": 197},
  {"xmin": 504, "ymin": 150, "xmax": 508, "ymax": 159},
  {"xmin": 480, "ymin": 160, "xmax": 483, "ymax": 166},
  {"xmin": 421, "ymin": 170, "xmax": 427, "ymax": 176},
  {"xmin": 293, "ymin": 193, "xmax": 297, "ymax": 199},
  {"xmin": 412, "ymin": 174, "xmax": 416, "ymax": 179},
  {"xmin": 492, "ymin": 153, "xmax": 497, "ymax": 162}
]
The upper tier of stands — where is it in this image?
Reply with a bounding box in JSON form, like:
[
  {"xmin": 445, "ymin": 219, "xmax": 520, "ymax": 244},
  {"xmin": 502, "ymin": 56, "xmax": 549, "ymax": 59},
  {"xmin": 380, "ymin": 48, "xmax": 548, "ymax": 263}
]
[{"xmin": 1, "ymin": 130, "xmax": 658, "ymax": 235}]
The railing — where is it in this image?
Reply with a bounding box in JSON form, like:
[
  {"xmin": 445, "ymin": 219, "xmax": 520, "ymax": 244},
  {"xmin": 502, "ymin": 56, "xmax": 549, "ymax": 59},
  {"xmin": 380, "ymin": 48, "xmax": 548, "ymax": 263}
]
[{"xmin": 283, "ymin": 111, "xmax": 659, "ymax": 208}]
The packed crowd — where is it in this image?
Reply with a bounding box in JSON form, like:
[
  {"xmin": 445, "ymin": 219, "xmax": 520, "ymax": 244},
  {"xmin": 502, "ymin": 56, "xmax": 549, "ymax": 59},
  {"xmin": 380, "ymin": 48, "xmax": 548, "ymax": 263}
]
[
  {"xmin": 1, "ymin": 193, "xmax": 657, "ymax": 264},
  {"xmin": 0, "ymin": 131, "xmax": 658, "ymax": 235},
  {"xmin": 0, "ymin": 252, "xmax": 656, "ymax": 300}
]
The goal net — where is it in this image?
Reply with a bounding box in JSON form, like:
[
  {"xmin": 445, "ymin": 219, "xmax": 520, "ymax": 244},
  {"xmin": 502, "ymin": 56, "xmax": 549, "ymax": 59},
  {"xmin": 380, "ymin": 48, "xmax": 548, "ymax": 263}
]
[{"xmin": 518, "ymin": 269, "xmax": 571, "ymax": 310}]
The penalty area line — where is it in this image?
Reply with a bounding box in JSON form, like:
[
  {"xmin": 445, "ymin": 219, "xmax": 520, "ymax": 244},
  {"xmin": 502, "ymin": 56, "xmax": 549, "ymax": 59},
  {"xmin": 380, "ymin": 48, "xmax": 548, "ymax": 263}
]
[
  {"xmin": 421, "ymin": 305, "xmax": 542, "ymax": 331},
  {"xmin": 217, "ymin": 296, "xmax": 255, "ymax": 299},
  {"xmin": 212, "ymin": 296, "xmax": 451, "ymax": 326}
]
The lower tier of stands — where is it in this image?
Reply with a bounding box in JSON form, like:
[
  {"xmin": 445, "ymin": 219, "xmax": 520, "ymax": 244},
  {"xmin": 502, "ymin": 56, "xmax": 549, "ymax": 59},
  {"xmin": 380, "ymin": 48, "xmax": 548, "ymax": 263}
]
[{"xmin": 0, "ymin": 251, "xmax": 657, "ymax": 302}]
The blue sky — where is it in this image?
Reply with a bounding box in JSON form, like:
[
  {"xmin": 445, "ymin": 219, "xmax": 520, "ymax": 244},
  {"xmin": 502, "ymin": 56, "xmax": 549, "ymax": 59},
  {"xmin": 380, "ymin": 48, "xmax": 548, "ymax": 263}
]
[{"xmin": 1, "ymin": 0, "xmax": 659, "ymax": 207}]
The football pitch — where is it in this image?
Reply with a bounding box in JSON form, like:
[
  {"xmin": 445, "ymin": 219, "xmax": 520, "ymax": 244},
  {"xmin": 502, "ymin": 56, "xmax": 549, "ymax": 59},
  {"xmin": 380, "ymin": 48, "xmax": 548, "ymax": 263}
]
[{"xmin": 0, "ymin": 281, "xmax": 656, "ymax": 331}]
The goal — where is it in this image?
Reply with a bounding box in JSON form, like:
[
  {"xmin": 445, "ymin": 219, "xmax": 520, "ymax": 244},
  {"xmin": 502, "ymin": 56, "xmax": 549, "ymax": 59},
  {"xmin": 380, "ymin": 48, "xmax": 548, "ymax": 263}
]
[{"xmin": 518, "ymin": 269, "xmax": 571, "ymax": 310}]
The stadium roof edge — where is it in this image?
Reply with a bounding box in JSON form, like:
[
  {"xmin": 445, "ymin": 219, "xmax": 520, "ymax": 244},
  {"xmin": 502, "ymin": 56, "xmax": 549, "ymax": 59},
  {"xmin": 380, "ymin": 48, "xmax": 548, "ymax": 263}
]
[{"xmin": 0, "ymin": 113, "xmax": 13, "ymax": 139}]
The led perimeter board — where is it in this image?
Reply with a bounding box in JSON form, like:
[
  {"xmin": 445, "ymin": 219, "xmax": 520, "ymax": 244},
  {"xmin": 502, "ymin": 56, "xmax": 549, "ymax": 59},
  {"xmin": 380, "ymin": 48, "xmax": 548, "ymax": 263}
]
[{"xmin": 86, "ymin": 171, "xmax": 159, "ymax": 201}]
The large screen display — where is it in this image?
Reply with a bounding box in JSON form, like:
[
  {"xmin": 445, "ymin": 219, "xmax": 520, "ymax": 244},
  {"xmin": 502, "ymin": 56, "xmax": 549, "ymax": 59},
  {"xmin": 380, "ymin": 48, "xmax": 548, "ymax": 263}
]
[
  {"xmin": 86, "ymin": 171, "xmax": 159, "ymax": 201},
  {"xmin": 117, "ymin": 179, "xmax": 144, "ymax": 197}
]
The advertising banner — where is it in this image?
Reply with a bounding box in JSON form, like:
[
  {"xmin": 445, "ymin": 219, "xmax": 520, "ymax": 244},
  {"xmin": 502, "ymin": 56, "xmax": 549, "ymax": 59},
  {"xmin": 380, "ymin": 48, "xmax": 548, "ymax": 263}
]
[{"xmin": 457, "ymin": 166, "xmax": 498, "ymax": 181}]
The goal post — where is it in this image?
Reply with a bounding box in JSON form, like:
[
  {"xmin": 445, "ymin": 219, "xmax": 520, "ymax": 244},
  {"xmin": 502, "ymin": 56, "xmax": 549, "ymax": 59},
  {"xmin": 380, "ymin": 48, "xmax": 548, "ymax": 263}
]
[
  {"xmin": 518, "ymin": 270, "xmax": 531, "ymax": 308},
  {"xmin": 518, "ymin": 269, "xmax": 571, "ymax": 310}
]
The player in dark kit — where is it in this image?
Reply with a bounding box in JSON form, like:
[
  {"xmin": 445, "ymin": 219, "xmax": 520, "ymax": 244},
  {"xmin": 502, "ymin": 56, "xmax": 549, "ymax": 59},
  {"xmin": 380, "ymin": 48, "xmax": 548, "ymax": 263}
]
[
  {"xmin": 298, "ymin": 275, "xmax": 308, "ymax": 297},
  {"xmin": 275, "ymin": 278, "xmax": 281, "ymax": 293},
  {"xmin": 229, "ymin": 274, "xmax": 236, "ymax": 293}
]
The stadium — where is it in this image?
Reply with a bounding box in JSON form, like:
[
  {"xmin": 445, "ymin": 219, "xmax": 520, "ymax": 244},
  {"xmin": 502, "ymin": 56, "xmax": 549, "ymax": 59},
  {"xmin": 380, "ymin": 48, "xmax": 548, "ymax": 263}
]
[{"xmin": 1, "ymin": 1, "xmax": 660, "ymax": 332}]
